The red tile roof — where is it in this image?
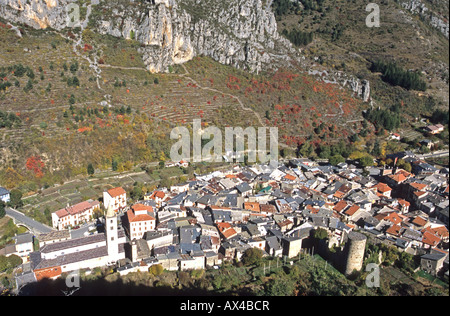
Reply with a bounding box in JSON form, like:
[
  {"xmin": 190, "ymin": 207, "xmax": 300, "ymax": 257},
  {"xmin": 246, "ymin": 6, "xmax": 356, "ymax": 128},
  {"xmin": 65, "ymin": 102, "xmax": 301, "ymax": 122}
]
[
  {"xmin": 55, "ymin": 200, "xmax": 99, "ymax": 218},
  {"xmin": 375, "ymin": 183, "xmax": 392, "ymax": 193},
  {"xmin": 107, "ymin": 187, "xmax": 126, "ymax": 198},
  {"xmin": 386, "ymin": 224, "xmax": 402, "ymax": 237},
  {"xmin": 422, "ymin": 231, "xmax": 441, "ymax": 247},
  {"xmin": 333, "ymin": 200, "xmax": 349, "ymax": 213},
  {"xmin": 244, "ymin": 202, "xmax": 260, "ymax": 213},
  {"xmin": 127, "ymin": 208, "xmax": 155, "ymax": 223},
  {"xmin": 344, "ymin": 205, "xmax": 360, "ymax": 217}
]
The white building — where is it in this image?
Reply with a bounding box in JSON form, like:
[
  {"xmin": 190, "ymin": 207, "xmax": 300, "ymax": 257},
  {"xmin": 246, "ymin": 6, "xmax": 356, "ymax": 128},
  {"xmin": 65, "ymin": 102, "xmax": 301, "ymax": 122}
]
[
  {"xmin": 126, "ymin": 204, "xmax": 156, "ymax": 240},
  {"xmin": 52, "ymin": 200, "xmax": 100, "ymax": 230},
  {"xmin": 103, "ymin": 187, "xmax": 127, "ymax": 212},
  {"xmin": 31, "ymin": 207, "xmax": 126, "ymax": 281},
  {"xmin": 0, "ymin": 187, "xmax": 10, "ymax": 203}
]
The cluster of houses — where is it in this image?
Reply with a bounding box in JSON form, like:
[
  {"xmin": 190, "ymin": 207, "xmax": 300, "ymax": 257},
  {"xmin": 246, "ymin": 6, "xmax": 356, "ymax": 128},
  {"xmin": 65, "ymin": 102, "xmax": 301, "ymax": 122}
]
[{"xmin": 7, "ymin": 151, "xmax": 450, "ymax": 289}]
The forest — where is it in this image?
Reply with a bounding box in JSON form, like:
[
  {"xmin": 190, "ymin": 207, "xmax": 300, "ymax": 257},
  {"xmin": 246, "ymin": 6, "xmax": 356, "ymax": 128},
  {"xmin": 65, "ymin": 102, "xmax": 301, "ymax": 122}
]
[{"xmin": 370, "ymin": 60, "xmax": 427, "ymax": 92}]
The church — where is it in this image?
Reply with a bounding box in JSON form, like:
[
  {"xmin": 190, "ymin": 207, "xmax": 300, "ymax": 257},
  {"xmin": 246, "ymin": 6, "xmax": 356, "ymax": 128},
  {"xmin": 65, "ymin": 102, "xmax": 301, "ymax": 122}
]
[{"xmin": 29, "ymin": 207, "xmax": 127, "ymax": 281}]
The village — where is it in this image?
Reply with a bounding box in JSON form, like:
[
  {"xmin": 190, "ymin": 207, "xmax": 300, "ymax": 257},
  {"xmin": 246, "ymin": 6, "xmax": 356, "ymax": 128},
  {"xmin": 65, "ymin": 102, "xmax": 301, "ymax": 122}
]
[{"xmin": 3, "ymin": 148, "xmax": 449, "ymax": 292}]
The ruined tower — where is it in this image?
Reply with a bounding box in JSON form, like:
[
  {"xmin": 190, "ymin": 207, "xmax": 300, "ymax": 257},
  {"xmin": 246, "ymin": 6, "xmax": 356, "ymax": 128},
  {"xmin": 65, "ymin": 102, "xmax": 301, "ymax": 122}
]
[{"xmin": 344, "ymin": 231, "xmax": 367, "ymax": 276}]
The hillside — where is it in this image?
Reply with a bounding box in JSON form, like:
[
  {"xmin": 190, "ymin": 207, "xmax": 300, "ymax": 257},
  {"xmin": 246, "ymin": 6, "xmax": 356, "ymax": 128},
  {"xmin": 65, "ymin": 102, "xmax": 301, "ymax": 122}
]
[{"xmin": 0, "ymin": 0, "xmax": 448, "ymax": 196}]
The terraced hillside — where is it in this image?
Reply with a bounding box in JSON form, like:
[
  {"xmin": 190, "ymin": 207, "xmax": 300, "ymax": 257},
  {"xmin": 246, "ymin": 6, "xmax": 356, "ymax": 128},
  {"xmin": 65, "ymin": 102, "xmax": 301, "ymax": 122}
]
[{"xmin": 0, "ymin": 0, "xmax": 448, "ymax": 197}]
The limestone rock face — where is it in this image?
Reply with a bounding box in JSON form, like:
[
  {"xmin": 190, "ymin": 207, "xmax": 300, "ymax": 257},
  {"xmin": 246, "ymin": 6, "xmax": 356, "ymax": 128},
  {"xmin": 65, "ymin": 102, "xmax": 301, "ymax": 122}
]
[
  {"xmin": 399, "ymin": 0, "xmax": 449, "ymax": 38},
  {"xmin": 0, "ymin": 0, "xmax": 296, "ymax": 73}
]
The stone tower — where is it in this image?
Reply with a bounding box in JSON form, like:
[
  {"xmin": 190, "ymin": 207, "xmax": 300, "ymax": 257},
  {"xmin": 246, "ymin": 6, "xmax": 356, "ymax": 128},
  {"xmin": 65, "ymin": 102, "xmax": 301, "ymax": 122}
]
[
  {"xmin": 344, "ymin": 231, "xmax": 367, "ymax": 276},
  {"xmin": 106, "ymin": 205, "xmax": 120, "ymax": 263}
]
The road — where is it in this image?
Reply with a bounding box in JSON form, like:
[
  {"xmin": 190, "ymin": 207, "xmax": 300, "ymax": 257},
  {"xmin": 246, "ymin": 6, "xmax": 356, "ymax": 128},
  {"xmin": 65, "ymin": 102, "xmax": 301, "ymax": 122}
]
[
  {"xmin": 5, "ymin": 208, "xmax": 54, "ymax": 235},
  {"xmin": 417, "ymin": 150, "xmax": 449, "ymax": 160}
]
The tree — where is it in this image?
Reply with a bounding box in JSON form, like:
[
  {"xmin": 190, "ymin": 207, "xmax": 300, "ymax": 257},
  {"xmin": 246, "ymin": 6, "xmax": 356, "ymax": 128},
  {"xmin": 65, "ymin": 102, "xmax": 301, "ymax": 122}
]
[
  {"xmin": 314, "ymin": 228, "xmax": 328, "ymax": 240},
  {"xmin": 359, "ymin": 156, "xmax": 375, "ymax": 168},
  {"xmin": 242, "ymin": 248, "xmax": 263, "ymax": 266},
  {"xmin": 112, "ymin": 159, "xmax": 119, "ymax": 172},
  {"xmin": 329, "ymin": 154, "xmax": 345, "ymax": 166},
  {"xmin": 87, "ymin": 163, "xmax": 95, "ymax": 176},
  {"xmin": 0, "ymin": 201, "xmax": 5, "ymax": 219},
  {"xmin": 9, "ymin": 189, "xmax": 23, "ymax": 209}
]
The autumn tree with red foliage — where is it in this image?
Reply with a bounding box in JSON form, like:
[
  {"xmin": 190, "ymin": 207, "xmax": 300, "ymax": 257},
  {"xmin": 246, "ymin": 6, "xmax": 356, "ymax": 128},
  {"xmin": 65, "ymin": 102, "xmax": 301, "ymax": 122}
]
[{"xmin": 26, "ymin": 156, "xmax": 45, "ymax": 178}]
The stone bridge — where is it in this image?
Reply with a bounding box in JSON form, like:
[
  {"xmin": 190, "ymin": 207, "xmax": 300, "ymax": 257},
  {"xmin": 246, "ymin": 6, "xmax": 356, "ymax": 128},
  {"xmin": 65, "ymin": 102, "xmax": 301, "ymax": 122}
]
[{"xmin": 5, "ymin": 208, "xmax": 54, "ymax": 236}]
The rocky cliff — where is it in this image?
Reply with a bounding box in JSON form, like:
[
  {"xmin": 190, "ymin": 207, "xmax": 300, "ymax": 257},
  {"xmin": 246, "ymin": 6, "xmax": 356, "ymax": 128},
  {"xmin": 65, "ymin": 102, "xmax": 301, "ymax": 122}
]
[
  {"xmin": 0, "ymin": 0, "xmax": 297, "ymax": 73},
  {"xmin": 399, "ymin": 0, "xmax": 449, "ymax": 39}
]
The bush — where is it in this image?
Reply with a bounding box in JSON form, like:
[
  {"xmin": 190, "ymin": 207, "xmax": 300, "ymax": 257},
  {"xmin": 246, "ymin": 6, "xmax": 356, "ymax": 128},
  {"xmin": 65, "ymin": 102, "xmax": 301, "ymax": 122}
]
[{"xmin": 149, "ymin": 264, "xmax": 164, "ymax": 276}]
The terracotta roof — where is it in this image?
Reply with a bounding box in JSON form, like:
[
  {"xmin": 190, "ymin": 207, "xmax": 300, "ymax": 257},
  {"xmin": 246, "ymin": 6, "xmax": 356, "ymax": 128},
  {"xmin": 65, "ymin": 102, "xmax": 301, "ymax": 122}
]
[
  {"xmin": 398, "ymin": 199, "xmax": 410, "ymax": 207},
  {"xmin": 55, "ymin": 200, "xmax": 99, "ymax": 218},
  {"xmin": 260, "ymin": 204, "xmax": 277, "ymax": 214},
  {"xmin": 428, "ymin": 226, "xmax": 449, "ymax": 239},
  {"xmin": 150, "ymin": 190, "xmax": 166, "ymax": 199},
  {"xmin": 384, "ymin": 212, "xmax": 403, "ymax": 225},
  {"xmin": 412, "ymin": 216, "xmax": 428, "ymax": 227},
  {"xmin": 344, "ymin": 205, "xmax": 360, "ymax": 217},
  {"xmin": 410, "ymin": 182, "xmax": 427, "ymax": 191},
  {"xmin": 107, "ymin": 187, "xmax": 126, "ymax": 198},
  {"xmin": 422, "ymin": 231, "xmax": 441, "ymax": 247},
  {"xmin": 375, "ymin": 183, "xmax": 392, "ymax": 193},
  {"xmin": 132, "ymin": 203, "xmax": 154, "ymax": 213},
  {"xmin": 244, "ymin": 202, "xmax": 260, "ymax": 213},
  {"xmin": 386, "ymin": 224, "xmax": 402, "ymax": 237},
  {"xmin": 414, "ymin": 191, "xmax": 427, "ymax": 198},
  {"xmin": 387, "ymin": 173, "xmax": 407, "ymax": 183},
  {"xmin": 127, "ymin": 209, "xmax": 155, "ymax": 223},
  {"xmin": 216, "ymin": 222, "xmax": 237, "ymax": 239},
  {"xmin": 284, "ymin": 174, "xmax": 296, "ymax": 181},
  {"xmin": 333, "ymin": 200, "xmax": 349, "ymax": 213}
]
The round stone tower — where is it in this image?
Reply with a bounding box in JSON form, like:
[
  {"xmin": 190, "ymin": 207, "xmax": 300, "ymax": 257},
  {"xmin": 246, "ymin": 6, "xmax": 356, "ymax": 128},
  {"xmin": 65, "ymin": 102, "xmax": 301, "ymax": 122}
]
[{"xmin": 344, "ymin": 231, "xmax": 367, "ymax": 276}]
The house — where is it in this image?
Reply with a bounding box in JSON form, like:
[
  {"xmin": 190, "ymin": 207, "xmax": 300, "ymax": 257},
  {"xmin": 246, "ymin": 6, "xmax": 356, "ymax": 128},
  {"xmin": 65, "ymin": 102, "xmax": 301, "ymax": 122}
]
[
  {"xmin": 373, "ymin": 183, "xmax": 392, "ymax": 198},
  {"xmin": 333, "ymin": 200, "xmax": 349, "ymax": 215},
  {"xmin": 412, "ymin": 161, "xmax": 439, "ymax": 176},
  {"xmin": 425, "ymin": 124, "xmax": 445, "ymax": 135},
  {"xmin": 180, "ymin": 252, "xmax": 205, "ymax": 271},
  {"xmin": 244, "ymin": 202, "xmax": 261, "ymax": 214},
  {"xmin": 126, "ymin": 204, "xmax": 156, "ymax": 240},
  {"xmin": 397, "ymin": 199, "xmax": 411, "ymax": 214},
  {"xmin": 343, "ymin": 204, "xmax": 363, "ymax": 223},
  {"xmin": 216, "ymin": 222, "xmax": 238, "ymax": 240},
  {"xmin": 260, "ymin": 204, "xmax": 277, "ymax": 216},
  {"xmin": 421, "ymin": 230, "xmax": 441, "ymax": 249},
  {"xmin": 52, "ymin": 200, "xmax": 101, "ymax": 230},
  {"xmin": 144, "ymin": 190, "xmax": 167, "ymax": 208},
  {"xmin": 385, "ymin": 171, "xmax": 410, "ymax": 188},
  {"xmin": 0, "ymin": 187, "xmax": 10, "ymax": 203},
  {"xmin": 170, "ymin": 182, "xmax": 190, "ymax": 194},
  {"xmin": 265, "ymin": 236, "xmax": 283, "ymax": 257},
  {"xmin": 420, "ymin": 139, "xmax": 435, "ymax": 150},
  {"xmin": 0, "ymin": 233, "xmax": 34, "ymax": 263},
  {"xmin": 390, "ymin": 133, "xmax": 401, "ymax": 141},
  {"xmin": 246, "ymin": 237, "xmax": 266, "ymax": 252},
  {"xmin": 421, "ymin": 252, "xmax": 447, "ymax": 276},
  {"xmin": 281, "ymin": 236, "xmax": 302, "ymax": 259},
  {"xmin": 178, "ymin": 160, "xmax": 190, "ymax": 168},
  {"xmin": 103, "ymin": 187, "xmax": 127, "ymax": 212},
  {"xmin": 144, "ymin": 231, "xmax": 173, "ymax": 253}
]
